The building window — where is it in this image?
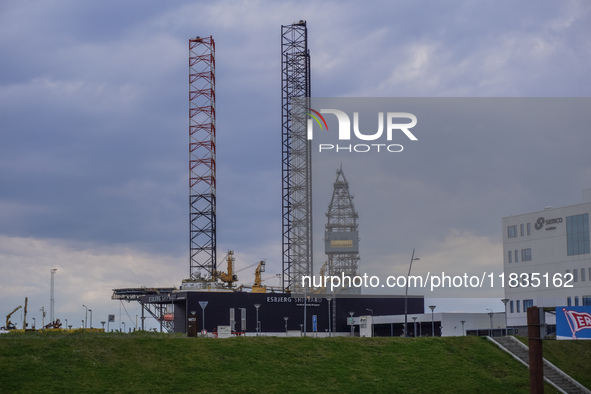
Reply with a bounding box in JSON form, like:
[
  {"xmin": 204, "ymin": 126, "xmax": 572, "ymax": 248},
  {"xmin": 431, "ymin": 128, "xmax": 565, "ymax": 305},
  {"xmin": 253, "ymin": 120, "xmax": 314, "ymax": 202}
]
[
  {"xmin": 567, "ymin": 297, "xmax": 572, "ymax": 306},
  {"xmin": 566, "ymin": 213, "xmax": 590, "ymax": 256},
  {"xmin": 583, "ymin": 296, "xmax": 591, "ymax": 306},
  {"xmin": 510, "ymin": 300, "xmax": 514, "ymax": 313},
  {"xmin": 521, "ymin": 248, "xmax": 532, "ymax": 262},
  {"xmin": 527, "ymin": 223, "xmax": 531, "ymax": 236},
  {"xmin": 514, "ymin": 250, "xmax": 519, "ymax": 263},
  {"xmin": 523, "ymin": 299, "xmax": 534, "ymax": 310},
  {"xmin": 508, "ymin": 251, "xmax": 512, "ymax": 264},
  {"xmin": 582, "ymin": 268, "xmax": 586, "ymax": 282},
  {"xmin": 575, "ymin": 296, "xmax": 579, "ymax": 306},
  {"xmin": 516, "ymin": 300, "xmax": 521, "ymax": 313},
  {"xmin": 520, "ymin": 224, "xmax": 524, "ymax": 237},
  {"xmin": 508, "ymin": 225, "xmax": 517, "ymax": 238},
  {"xmin": 573, "ymin": 269, "xmax": 578, "ymax": 282}
]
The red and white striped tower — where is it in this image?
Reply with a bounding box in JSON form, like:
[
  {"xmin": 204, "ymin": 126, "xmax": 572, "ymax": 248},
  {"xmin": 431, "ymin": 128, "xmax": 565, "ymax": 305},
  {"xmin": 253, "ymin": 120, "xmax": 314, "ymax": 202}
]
[{"xmin": 189, "ymin": 36, "xmax": 216, "ymax": 279}]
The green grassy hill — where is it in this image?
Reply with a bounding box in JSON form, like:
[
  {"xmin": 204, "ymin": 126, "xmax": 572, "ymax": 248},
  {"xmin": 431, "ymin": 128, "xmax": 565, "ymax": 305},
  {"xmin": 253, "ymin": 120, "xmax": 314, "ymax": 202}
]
[
  {"xmin": 1, "ymin": 332, "xmax": 588, "ymax": 393},
  {"xmin": 515, "ymin": 335, "xmax": 591, "ymax": 390}
]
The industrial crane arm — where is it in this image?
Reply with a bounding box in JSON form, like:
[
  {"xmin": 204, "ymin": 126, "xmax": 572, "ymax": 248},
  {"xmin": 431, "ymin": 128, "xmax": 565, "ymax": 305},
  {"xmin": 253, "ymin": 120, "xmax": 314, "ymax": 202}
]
[{"xmin": 5, "ymin": 305, "xmax": 22, "ymax": 329}]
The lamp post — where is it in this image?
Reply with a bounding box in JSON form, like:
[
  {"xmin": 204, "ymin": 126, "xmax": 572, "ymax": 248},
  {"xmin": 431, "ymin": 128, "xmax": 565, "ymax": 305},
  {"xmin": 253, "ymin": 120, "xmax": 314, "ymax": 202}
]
[
  {"xmin": 122, "ymin": 321, "xmax": 126, "ymax": 333},
  {"xmin": 412, "ymin": 317, "xmax": 417, "ymax": 337},
  {"xmin": 303, "ymin": 294, "xmax": 307, "ymax": 336},
  {"xmin": 254, "ymin": 304, "xmax": 261, "ymax": 336},
  {"xmin": 326, "ymin": 297, "xmax": 332, "ymax": 337},
  {"xmin": 32, "ymin": 317, "xmax": 36, "ymax": 329},
  {"xmin": 82, "ymin": 305, "xmax": 88, "ymax": 329},
  {"xmin": 501, "ymin": 298, "xmax": 509, "ymax": 336},
  {"xmin": 284, "ymin": 317, "xmax": 288, "ymax": 336},
  {"xmin": 199, "ymin": 301, "xmax": 208, "ymax": 333},
  {"xmin": 404, "ymin": 249, "xmax": 420, "ymax": 337},
  {"xmin": 65, "ymin": 319, "xmax": 68, "ymax": 330},
  {"xmin": 101, "ymin": 321, "xmax": 106, "ymax": 331},
  {"xmin": 349, "ymin": 311, "xmax": 354, "ymax": 336},
  {"xmin": 460, "ymin": 320, "xmax": 466, "ymax": 336},
  {"xmin": 89, "ymin": 309, "xmax": 93, "ymax": 329},
  {"xmin": 366, "ymin": 308, "xmax": 374, "ymax": 337},
  {"xmin": 487, "ymin": 309, "xmax": 494, "ymax": 337},
  {"xmin": 428, "ymin": 305, "xmax": 436, "ymax": 337}
]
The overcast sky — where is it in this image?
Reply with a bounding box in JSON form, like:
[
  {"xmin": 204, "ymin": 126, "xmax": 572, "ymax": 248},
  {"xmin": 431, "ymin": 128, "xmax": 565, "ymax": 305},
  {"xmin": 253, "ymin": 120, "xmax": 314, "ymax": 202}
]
[{"xmin": 1, "ymin": 0, "xmax": 590, "ymax": 331}]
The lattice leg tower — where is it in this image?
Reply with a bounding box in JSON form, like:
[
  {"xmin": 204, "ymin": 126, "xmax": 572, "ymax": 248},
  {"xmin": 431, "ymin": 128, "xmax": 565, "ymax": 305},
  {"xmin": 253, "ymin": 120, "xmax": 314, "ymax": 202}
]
[
  {"xmin": 189, "ymin": 36, "xmax": 216, "ymax": 280},
  {"xmin": 281, "ymin": 21, "xmax": 312, "ymax": 292}
]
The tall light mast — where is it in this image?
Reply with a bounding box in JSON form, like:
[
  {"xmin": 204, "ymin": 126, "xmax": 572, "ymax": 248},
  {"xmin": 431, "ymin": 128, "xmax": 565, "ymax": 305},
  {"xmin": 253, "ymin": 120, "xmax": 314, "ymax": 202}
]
[
  {"xmin": 50, "ymin": 268, "xmax": 57, "ymax": 323},
  {"xmin": 189, "ymin": 36, "xmax": 217, "ymax": 280}
]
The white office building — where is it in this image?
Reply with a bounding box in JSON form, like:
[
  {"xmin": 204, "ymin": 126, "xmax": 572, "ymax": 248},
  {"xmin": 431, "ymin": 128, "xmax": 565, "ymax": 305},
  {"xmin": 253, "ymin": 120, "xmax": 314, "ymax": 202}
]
[{"xmin": 502, "ymin": 190, "xmax": 591, "ymax": 329}]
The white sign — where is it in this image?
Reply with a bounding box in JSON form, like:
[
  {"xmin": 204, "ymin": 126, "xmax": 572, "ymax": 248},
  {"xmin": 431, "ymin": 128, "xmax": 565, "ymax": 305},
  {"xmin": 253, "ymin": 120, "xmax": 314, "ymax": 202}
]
[{"xmin": 218, "ymin": 325, "xmax": 231, "ymax": 339}]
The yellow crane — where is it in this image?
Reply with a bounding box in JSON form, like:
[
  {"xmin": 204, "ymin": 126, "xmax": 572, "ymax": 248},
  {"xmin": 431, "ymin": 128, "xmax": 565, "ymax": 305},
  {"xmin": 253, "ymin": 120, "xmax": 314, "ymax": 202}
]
[
  {"xmin": 4, "ymin": 305, "xmax": 22, "ymax": 330},
  {"xmin": 213, "ymin": 251, "xmax": 238, "ymax": 287},
  {"xmin": 252, "ymin": 260, "xmax": 267, "ymax": 293}
]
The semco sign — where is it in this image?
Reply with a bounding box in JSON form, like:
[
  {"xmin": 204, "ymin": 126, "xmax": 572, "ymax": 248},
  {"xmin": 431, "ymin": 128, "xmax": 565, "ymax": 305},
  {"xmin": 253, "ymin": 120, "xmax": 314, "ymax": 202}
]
[{"xmin": 306, "ymin": 108, "xmax": 418, "ymax": 153}]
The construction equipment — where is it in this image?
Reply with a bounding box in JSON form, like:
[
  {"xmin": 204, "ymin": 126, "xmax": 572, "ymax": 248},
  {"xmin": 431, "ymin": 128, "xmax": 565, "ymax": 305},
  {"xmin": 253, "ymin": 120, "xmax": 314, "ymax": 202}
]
[
  {"xmin": 213, "ymin": 251, "xmax": 238, "ymax": 287},
  {"xmin": 44, "ymin": 319, "xmax": 62, "ymax": 330},
  {"xmin": 252, "ymin": 261, "xmax": 267, "ymax": 293},
  {"xmin": 4, "ymin": 305, "xmax": 22, "ymax": 330}
]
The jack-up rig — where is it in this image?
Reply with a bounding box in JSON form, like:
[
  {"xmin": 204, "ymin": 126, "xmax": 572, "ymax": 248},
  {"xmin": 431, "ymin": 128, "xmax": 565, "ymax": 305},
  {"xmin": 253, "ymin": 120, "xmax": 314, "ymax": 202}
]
[{"xmin": 111, "ymin": 21, "xmax": 423, "ymax": 335}]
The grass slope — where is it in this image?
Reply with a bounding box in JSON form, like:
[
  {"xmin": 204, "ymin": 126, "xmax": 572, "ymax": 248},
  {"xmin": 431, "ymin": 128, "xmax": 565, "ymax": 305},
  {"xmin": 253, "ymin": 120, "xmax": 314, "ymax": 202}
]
[
  {"xmin": 515, "ymin": 336, "xmax": 591, "ymax": 390},
  {"xmin": 0, "ymin": 332, "xmax": 574, "ymax": 393}
]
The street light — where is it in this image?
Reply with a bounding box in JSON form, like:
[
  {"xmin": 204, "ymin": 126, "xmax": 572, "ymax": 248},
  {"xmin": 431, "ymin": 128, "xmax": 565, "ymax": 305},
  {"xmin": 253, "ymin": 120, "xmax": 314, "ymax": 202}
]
[
  {"xmin": 89, "ymin": 309, "xmax": 93, "ymax": 329},
  {"xmin": 101, "ymin": 321, "xmax": 106, "ymax": 331},
  {"xmin": 501, "ymin": 298, "xmax": 510, "ymax": 336},
  {"xmin": 32, "ymin": 317, "xmax": 36, "ymax": 329},
  {"xmin": 487, "ymin": 309, "xmax": 494, "ymax": 337},
  {"xmin": 412, "ymin": 316, "xmax": 417, "ymax": 337},
  {"xmin": 349, "ymin": 311, "xmax": 354, "ymax": 336},
  {"xmin": 460, "ymin": 320, "xmax": 466, "ymax": 336},
  {"xmin": 366, "ymin": 308, "xmax": 374, "ymax": 337},
  {"xmin": 122, "ymin": 322, "xmax": 126, "ymax": 333},
  {"xmin": 82, "ymin": 305, "xmax": 88, "ymax": 329},
  {"xmin": 326, "ymin": 297, "xmax": 332, "ymax": 337},
  {"xmin": 428, "ymin": 305, "xmax": 436, "ymax": 337},
  {"xmin": 303, "ymin": 294, "xmax": 308, "ymax": 336},
  {"xmin": 284, "ymin": 317, "xmax": 289, "ymax": 336},
  {"xmin": 65, "ymin": 319, "xmax": 68, "ymax": 330},
  {"xmin": 254, "ymin": 304, "xmax": 261, "ymax": 336},
  {"xmin": 404, "ymin": 249, "xmax": 420, "ymax": 337}
]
